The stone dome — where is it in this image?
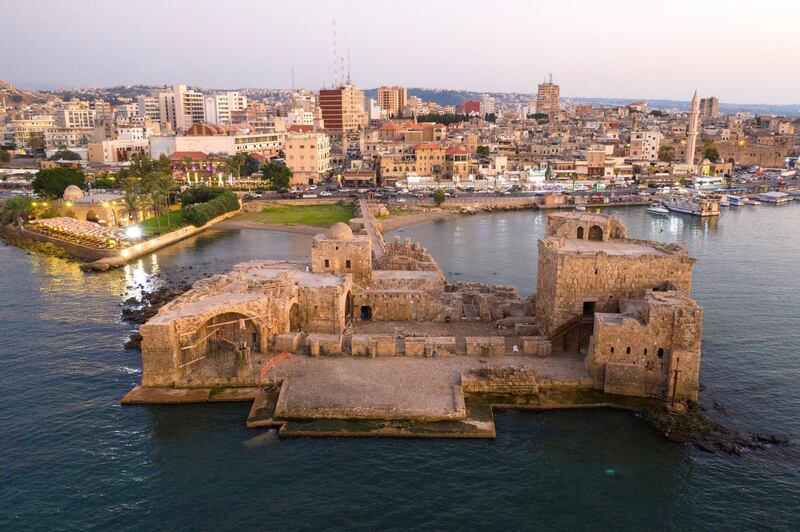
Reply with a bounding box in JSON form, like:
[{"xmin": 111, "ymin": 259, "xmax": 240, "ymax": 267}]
[
  {"xmin": 327, "ymin": 222, "xmax": 353, "ymax": 240},
  {"xmin": 63, "ymin": 185, "xmax": 84, "ymax": 201}
]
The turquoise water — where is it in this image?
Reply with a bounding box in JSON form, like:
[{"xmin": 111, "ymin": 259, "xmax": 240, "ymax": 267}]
[{"xmin": 2, "ymin": 205, "xmax": 799, "ymax": 530}]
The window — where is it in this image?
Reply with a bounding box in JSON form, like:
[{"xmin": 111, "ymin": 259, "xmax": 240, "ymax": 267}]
[
  {"xmin": 346, "ymin": 260, "xmax": 351, "ymax": 269},
  {"xmin": 626, "ymin": 346, "xmax": 631, "ymax": 354},
  {"xmin": 324, "ymin": 259, "xmax": 330, "ymax": 268},
  {"xmin": 657, "ymin": 348, "xmax": 664, "ymax": 358},
  {"xmin": 610, "ymin": 346, "xmax": 615, "ymax": 354}
]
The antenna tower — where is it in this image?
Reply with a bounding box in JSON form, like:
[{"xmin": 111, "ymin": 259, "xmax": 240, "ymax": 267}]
[{"xmin": 332, "ymin": 19, "xmax": 338, "ymax": 87}]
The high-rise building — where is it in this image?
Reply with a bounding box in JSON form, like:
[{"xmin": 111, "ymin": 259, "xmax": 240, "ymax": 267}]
[
  {"xmin": 456, "ymin": 100, "xmax": 482, "ymax": 115},
  {"xmin": 55, "ymin": 102, "xmax": 96, "ymax": 128},
  {"xmin": 204, "ymin": 91, "xmax": 247, "ymax": 125},
  {"xmin": 318, "ymin": 84, "xmax": 367, "ymax": 132},
  {"xmin": 158, "ymin": 84, "xmax": 206, "ymax": 131},
  {"xmin": 685, "ymin": 90, "xmax": 700, "ymax": 165},
  {"xmin": 376, "ymin": 86, "xmax": 407, "ymax": 117},
  {"xmin": 699, "ymin": 96, "xmax": 719, "ymax": 119},
  {"xmin": 481, "ymin": 94, "xmax": 496, "ymax": 115},
  {"xmin": 536, "ymin": 75, "xmax": 561, "ymax": 117},
  {"xmin": 137, "ymin": 96, "xmax": 160, "ymax": 121}
]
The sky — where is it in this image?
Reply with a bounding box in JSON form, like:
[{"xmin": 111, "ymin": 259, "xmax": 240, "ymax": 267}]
[{"xmin": 1, "ymin": 0, "xmax": 798, "ymax": 104}]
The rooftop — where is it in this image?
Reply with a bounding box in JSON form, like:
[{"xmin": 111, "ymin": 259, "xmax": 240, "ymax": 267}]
[{"xmin": 556, "ymin": 238, "xmax": 665, "ymax": 257}]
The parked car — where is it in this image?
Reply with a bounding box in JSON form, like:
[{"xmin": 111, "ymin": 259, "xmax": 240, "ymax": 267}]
[{"xmin": 319, "ymin": 191, "xmax": 333, "ymax": 197}]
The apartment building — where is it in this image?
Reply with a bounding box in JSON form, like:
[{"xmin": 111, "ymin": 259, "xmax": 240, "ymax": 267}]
[
  {"xmin": 158, "ymin": 84, "xmax": 206, "ymax": 131},
  {"xmin": 204, "ymin": 91, "xmax": 247, "ymax": 125},
  {"xmin": 284, "ymin": 126, "xmax": 332, "ymax": 185},
  {"xmin": 376, "ymin": 86, "xmax": 407, "ymax": 117},
  {"xmin": 536, "ymin": 77, "xmax": 561, "ymax": 117},
  {"xmin": 319, "ymin": 84, "xmax": 368, "ymax": 132},
  {"xmin": 55, "ymin": 102, "xmax": 96, "ymax": 128},
  {"xmin": 629, "ymin": 130, "xmax": 662, "ymax": 161}
]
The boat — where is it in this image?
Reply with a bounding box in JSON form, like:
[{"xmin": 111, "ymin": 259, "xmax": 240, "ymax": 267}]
[
  {"xmin": 727, "ymin": 195, "xmax": 745, "ymax": 207},
  {"xmin": 743, "ymin": 197, "xmax": 761, "ymax": 206},
  {"xmin": 758, "ymin": 191, "xmax": 791, "ymax": 204},
  {"xmin": 574, "ymin": 204, "xmax": 586, "ymax": 212},
  {"xmin": 646, "ymin": 202, "xmax": 670, "ymax": 215},
  {"xmin": 662, "ymin": 195, "xmax": 720, "ymax": 216},
  {"xmin": 717, "ymin": 195, "xmax": 730, "ymax": 207}
]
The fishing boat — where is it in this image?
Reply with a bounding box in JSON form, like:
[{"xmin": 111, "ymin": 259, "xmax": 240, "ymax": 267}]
[
  {"xmin": 646, "ymin": 202, "xmax": 670, "ymax": 215},
  {"xmin": 727, "ymin": 195, "xmax": 745, "ymax": 207},
  {"xmin": 662, "ymin": 195, "xmax": 720, "ymax": 217}
]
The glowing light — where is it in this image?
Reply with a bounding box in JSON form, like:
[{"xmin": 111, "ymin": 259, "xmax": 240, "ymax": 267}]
[{"xmin": 125, "ymin": 225, "xmax": 143, "ymax": 240}]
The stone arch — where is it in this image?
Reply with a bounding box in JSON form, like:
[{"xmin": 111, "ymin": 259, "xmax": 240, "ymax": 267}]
[
  {"xmin": 289, "ymin": 302, "xmax": 301, "ymax": 332},
  {"xmin": 588, "ymin": 225, "xmax": 603, "ymax": 241},
  {"xmin": 576, "ymin": 226, "xmax": 584, "ymax": 239},
  {"xmin": 180, "ymin": 311, "xmax": 260, "ymax": 378},
  {"xmin": 345, "ymin": 290, "xmax": 353, "ymax": 323}
]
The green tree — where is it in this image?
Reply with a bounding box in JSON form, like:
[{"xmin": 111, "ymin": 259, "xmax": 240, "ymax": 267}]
[
  {"xmin": 142, "ymin": 172, "xmax": 166, "ymax": 234},
  {"xmin": 1, "ymin": 195, "xmax": 34, "ymax": 225},
  {"xmin": 703, "ymin": 146, "xmax": 720, "ymax": 163},
  {"xmin": 241, "ymin": 155, "xmax": 261, "ymax": 176},
  {"xmin": 32, "ymin": 167, "xmax": 86, "ymax": 198},
  {"xmin": 484, "ymin": 113, "xmax": 497, "ymax": 123},
  {"xmin": 225, "ymin": 153, "xmax": 247, "ymax": 181},
  {"xmin": 261, "ymin": 162, "xmax": 292, "ymax": 191},
  {"xmin": 28, "ymin": 132, "xmax": 45, "ymax": 154},
  {"xmin": 658, "ymin": 145, "xmax": 676, "ymax": 163},
  {"xmin": 119, "ymin": 191, "xmax": 141, "ymax": 223},
  {"xmin": 155, "ymin": 154, "xmax": 173, "ymax": 175},
  {"xmin": 49, "ymin": 148, "xmax": 82, "ymax": 161},
  {"xmin": 129, "ymin": 154, "xmax": 155, "ymax": 179},
  {"xmin": 154, "ymin": 173, "xmax": 177, "ymax": 231},
  {"xmin": 476, "ymin": 145, "xmax": 490, "ymax": 156},
  {"xmin": 432, "ymin": 188, "xmax": 445, "ymax": 206}
]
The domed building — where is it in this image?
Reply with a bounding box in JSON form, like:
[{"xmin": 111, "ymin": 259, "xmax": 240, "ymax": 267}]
[{"xmin": 62, "ymin": 185, "xmax": 85, "ymax": 202}]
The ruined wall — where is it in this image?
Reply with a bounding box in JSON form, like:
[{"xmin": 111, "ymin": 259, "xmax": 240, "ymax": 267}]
[
  {"xmin": 353, "ymin": 290, "xmax": 443, "ymax": 322},
  {"xmin": 534, "ymin": 239, "xmax": 695, "ymax": 337},
  {"xmin": 311, "ymin": 235, "xmax": 372, "ymax": 285},
  {"xmin": 375, "ymin": 236, "xmax": 442, "ymax": 274},
  {"xmin": 545, "ymin": 212, "xmax": 628, "ymax": 242},
  {"xmin": 297, "ymin": 284, "xmax": 350, "ymax": 334},
  {"xmin": 585, "ymin": 290, "xmax": 703, "ymax": 401}
]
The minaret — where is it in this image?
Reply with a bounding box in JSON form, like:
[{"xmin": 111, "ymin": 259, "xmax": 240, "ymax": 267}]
[{"xmin": 685, "ymin": 90, "xmax": 700, "ymax": 166}]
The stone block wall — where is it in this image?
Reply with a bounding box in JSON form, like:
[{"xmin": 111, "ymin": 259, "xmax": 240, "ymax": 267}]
[
  {"xmin": 461, "ymin": 367, "xmax": 539, "ymax": 395},
  {"xmin": 404, "ymin": 337, "xmax": 456, "ymax": 357},
  {"xmin": 273, "ymin": 332, "xmax": 302, "ymax": 353},
  {"xmin": 535, "ymin": 239, "xmax": 695, "ymax": 337},
  {"xmin": 520, "ymin": 336, "xmax": 552, "ymax": 356},
  {"xmin": 307, "ymin": 334, "xmax": 344, "ymax": 357},
  {"xmin": 465, "ymin": 337, "xmax": 505, "ymax": 357},
  {"xmin": 585, "ymin": 289, "xmax": 703, "ymax": 401},
  {"xmin": 311, "ymin": 235, "xmax": 372, "ymax": 285},
  {"xmin": 351, "ymin": 334, "xmax": 397, "ymax": 357}
]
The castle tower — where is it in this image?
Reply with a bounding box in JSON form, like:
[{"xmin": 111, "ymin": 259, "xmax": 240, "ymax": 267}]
[{"xmin": 685, "ymin": 90, "xmax": 700, "ymax": 166}]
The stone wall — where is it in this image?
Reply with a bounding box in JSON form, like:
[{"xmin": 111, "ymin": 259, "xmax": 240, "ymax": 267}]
[
  {"xmin": 311, "ymin": 227, "xmax": 372, "ymax": 285},
  {"xmin": 534, "ymin": 238, "xmax": 695, "ymax": 337},
  {"xmin": 585, "ymin": 288, "xmax": 703, "ymax": 401},
  {"xmin": 465, "ymin": 337, "xmax": 505, "ymax": 357},
  {"xmin": 461, "ymin": 367, "xmax": 539, "ymax": 395}
]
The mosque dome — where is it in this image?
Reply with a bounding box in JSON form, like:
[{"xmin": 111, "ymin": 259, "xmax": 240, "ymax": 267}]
[
  {"xmin": 327, "ymin": 222, "xmax": 353, "ymax": 240},
  {"xmin": 63, "ymin": 185, "xmax": 84, "ymax": 201}
]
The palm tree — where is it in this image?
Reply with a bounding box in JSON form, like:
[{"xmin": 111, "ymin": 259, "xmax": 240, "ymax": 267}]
[
  {"xmin": 154, "ymin": 173, "xmax": 178, "ymax": 231},
  {"xmin": 225, "ymin": 153, "xmax": 246, "ymax": 184},
  {"xmin": 142, "ymin": 172, "xmax": 166, "ymax": 234},
  {"xmin": 120, "ymin": 191, "xmax": 141, "ymax": 223}
]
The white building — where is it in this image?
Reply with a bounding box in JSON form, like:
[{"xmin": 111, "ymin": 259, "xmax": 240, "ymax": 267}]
[
  {"xmin": 55, "ymin": 103, "xmax": 96, "ymax": 129},
  {"xmin": 148, "ymin": 131, "xmax": 284, "ymax": 158},
  {"xmin": 137, "ymin": 96, "xmax": 160, "ymax": 120},
  {"xmin": 286, "ymin": 108, "xmax": 315, "ymax": 126},
  {"xmin": 630, "ymin": 130, "xmax": 662, "ymax": 161},
  {"xmin": 204, "ymin": 91, "xmax": 247, "ymax": 125},
  {"xmin": 158, "ymin": 84, "xmax": 206, "ymax": 132}
]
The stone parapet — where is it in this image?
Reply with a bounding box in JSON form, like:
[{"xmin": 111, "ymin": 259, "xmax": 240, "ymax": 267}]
[
  {"xmin": 520, "ymin": 336, "xmax": 552, "ymax": 357},
  {"xmin": 351, "ymin": 334, "xmax": 397, "ymax": 357},
  {"xmin": 307, "ymin": 334, "xmax": 344, "ymax": 357},
  {"xmin": 465, "ymin": 337, "xmax": 505, "ymax": 357},
  {"xmin": 404, "ymin": 336, "xmax": 456, "ymax": 357},
  {"xmin": 461, "ymin": 367, "xmax": 539, "ymax": 395}
]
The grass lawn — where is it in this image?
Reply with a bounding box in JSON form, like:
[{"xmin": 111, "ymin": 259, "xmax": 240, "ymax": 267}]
[
  {"xmin": 245, "ymin": 203, "xmax": 355, "ymax": 227},
  {"xmin": 139, "ymin": 210, "xmax": 185, "ymax": 237}
]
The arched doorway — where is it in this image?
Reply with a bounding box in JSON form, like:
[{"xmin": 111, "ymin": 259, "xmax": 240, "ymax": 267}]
[
  {"xmin": 576, "ymin": 226, "xmax": 584, "ymax": 239},
  {"xmin": 182, "ymin": 312, "xmax": 259, "ymax": 379},
  {"xmin": 360, "ymin": 305, "xmax": 372, "ymax": 321},
  {"xmin": 289, "ymin": 303, "xmax": 301, "ymax": 332},
  {"xmin": 345, "ymin": 291, "xmax": 353, "ymax": 323},
  {"xmin": 588, "ymin": 225, "xmax": 603, "ymax": 241}
]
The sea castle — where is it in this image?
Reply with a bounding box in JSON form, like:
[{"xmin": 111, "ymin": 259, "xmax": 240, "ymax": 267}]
[{"xmin": 125, "ymin": 206, "xmax": 703, "ymax": 435}]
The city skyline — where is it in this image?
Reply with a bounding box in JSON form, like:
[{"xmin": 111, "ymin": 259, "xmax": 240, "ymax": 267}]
[{"xmin": 1, "ymin": 0, "xmax": 799, "ymax": 105}]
